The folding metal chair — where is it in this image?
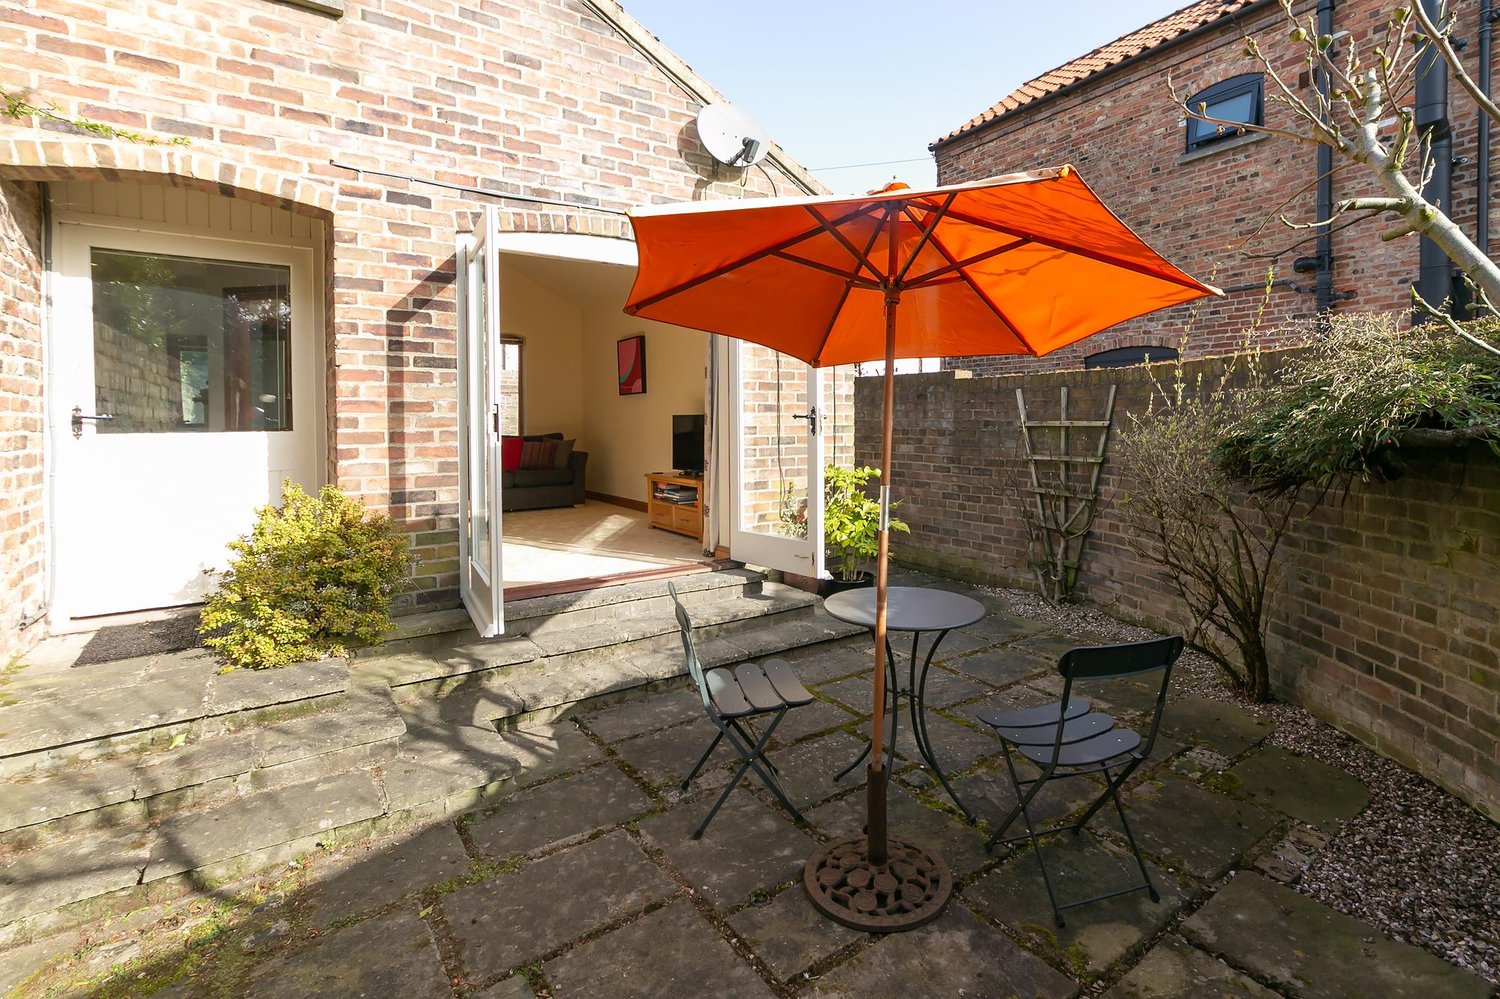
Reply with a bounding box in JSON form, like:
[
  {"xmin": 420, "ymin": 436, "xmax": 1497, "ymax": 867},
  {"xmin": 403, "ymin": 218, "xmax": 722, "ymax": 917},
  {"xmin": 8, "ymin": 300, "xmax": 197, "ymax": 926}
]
[
  {"xmin": 977, "ymin": 635, "xmax": 1184, "ymax": 927},
  {"xmin": 666, "ymin": 582, "xmax": 814, "ymax": 839}
]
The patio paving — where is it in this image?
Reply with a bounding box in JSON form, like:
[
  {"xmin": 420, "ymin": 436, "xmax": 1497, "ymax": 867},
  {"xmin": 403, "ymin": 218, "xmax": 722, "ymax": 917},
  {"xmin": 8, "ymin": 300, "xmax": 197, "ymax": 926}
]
[{"xmin": 2, "ymin": 580, "xmax": 1494, "ymax": 999}]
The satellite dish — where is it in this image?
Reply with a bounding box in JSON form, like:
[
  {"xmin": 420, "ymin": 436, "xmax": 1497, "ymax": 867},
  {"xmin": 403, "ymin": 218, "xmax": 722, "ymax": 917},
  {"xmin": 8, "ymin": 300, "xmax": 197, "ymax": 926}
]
[{"xmin": 696, "ymin": 103, "xmax": 771, "ymax": 167}]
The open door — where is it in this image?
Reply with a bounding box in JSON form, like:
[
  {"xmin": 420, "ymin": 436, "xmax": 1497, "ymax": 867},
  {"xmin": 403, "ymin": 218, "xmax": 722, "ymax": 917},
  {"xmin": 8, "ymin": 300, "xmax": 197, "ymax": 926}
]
[
  {"xmin": 456, "ymin": 207, "xmax": 505, "ymax": 636},
  {"xmin": 727, "ymin": 340, "xmax": 825, "ymax": 580}
]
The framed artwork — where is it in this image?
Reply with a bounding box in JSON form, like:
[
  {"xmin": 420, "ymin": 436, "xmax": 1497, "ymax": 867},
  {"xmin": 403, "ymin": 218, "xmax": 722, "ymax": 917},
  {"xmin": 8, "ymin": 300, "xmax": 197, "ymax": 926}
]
[{"xmin": 617, "ymin": 334, "xmax": 646, "ymax": 395}]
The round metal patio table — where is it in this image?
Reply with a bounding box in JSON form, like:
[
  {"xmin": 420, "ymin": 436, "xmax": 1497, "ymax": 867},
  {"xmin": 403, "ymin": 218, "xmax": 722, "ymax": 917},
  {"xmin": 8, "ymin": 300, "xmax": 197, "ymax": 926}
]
[{"xmin": 823, "ymin": 585, "xmax": 986, "ymax": 820}]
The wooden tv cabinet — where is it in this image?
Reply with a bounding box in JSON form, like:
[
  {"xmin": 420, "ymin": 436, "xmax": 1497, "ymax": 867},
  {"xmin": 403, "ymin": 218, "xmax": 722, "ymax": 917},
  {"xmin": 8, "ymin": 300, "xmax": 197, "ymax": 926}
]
[{"xmin": 645, "ymin": 472, "xmax": 703, "ymax": 541}]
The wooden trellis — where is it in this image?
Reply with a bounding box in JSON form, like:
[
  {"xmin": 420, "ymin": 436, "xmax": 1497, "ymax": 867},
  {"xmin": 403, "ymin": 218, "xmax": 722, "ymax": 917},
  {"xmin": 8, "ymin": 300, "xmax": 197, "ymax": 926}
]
[{"xmin": 1015, "ymin": 385, "xmax": 1117, "ymax": 602}]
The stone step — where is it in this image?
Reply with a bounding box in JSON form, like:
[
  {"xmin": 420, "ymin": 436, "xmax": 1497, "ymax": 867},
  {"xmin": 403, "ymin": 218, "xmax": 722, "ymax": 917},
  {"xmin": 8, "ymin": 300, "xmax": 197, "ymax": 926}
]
[
  {"xmin": 356, "ymin": 572, "xmax": 810, "ymax": 698},
  {"xmin": 0, "ymin": 685, "xmax": 406, "ymax": 850},
  {"xmin": 397, "ymin": 596, "xmax": 864, "ymax": 731},
  {"xmin": 0, "ymin": 658, "xmax": 352, "ymax": 782}
]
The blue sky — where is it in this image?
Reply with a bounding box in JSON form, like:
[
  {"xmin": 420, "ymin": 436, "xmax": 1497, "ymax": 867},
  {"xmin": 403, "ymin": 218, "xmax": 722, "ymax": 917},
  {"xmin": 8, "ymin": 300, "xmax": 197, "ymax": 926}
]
[{"xmin": 623, "ymin": 0, "xmax": 1189, "ymax": 194}]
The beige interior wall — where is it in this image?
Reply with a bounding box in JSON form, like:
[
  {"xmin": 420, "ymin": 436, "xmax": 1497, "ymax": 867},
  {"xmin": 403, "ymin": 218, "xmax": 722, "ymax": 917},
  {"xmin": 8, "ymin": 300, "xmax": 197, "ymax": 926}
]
[
  {"xmin": 580, "ymin": 305, "xmax": 707, "ymax": 502},
  {"xmin": 500, "ymin": 263, "xmax": 584, "ymax": 441}
]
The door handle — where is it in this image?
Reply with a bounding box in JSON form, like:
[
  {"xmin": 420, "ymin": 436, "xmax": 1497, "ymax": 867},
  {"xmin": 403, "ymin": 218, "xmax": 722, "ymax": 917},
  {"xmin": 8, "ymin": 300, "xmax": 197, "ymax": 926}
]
[
  {"xmin": 71, "ymin": 405, "xmax": 115, "ymax": 438},
  {"xmin": 793, "ymin": 407, "xmax": 819, "ymax": 435}
]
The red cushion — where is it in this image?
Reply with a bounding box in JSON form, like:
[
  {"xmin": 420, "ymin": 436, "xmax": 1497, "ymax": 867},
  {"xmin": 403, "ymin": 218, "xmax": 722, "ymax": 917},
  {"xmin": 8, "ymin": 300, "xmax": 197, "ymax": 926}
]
[{"xmin": 501, "ymin": 436, "xmax": 523, "ymax": 472}]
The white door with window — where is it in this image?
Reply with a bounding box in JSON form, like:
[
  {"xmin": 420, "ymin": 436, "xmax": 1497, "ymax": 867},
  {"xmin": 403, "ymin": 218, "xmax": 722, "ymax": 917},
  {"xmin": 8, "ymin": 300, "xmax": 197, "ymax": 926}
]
[
  {"xmin": 727, "ymin": 340, "xmax": 826, "ymax": 579},
  {"xmin": 456, "ymin": 207, "xmax": 506, "ymax": 636},
  {"xmin": 50, "ymin": 224, "xmax": 322, "ymax": 620}
]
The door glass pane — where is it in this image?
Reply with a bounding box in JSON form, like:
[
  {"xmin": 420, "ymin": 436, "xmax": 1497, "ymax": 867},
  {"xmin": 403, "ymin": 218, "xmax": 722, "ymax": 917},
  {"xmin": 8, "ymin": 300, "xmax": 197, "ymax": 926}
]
[
  {"xmin": 498, "ymin": 336, "xmax": 522, "ymax": 436},
  {"xmin": 91, "ymin": 248, "xmax": 292, "ymax": 433},
  {"xmin": 470, "ymin": 257, "xmax": 491, "ymax": 566},
  {"xmin": 739, "ymin": 343, "xmax": 810, "ymax": 539}
]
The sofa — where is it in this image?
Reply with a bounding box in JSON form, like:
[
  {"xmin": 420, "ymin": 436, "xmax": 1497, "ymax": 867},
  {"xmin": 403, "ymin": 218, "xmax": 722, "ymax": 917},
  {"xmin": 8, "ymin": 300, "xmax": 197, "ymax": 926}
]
[{"xmin": 501, "ymin": 432, "xmax": 589, "ymax": 512}]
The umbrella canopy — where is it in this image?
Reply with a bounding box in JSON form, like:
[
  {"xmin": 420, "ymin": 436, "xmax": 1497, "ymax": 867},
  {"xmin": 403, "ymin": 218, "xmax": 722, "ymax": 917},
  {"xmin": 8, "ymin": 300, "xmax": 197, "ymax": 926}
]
[
  {"xmin": 624, "ymin": 166, "xmax": 1219, "ymax": 931},
  {"xmin": 625, "ymin": 166, "xmax": 1219, "ymax": 366}
]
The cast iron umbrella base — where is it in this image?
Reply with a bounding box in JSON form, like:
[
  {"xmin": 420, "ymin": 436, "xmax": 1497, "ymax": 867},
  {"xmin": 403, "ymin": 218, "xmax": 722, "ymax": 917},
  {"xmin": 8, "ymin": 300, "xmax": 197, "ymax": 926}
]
[{"xmin": 802, "ymin": 764, "xmax": 953, "ymax": 932}]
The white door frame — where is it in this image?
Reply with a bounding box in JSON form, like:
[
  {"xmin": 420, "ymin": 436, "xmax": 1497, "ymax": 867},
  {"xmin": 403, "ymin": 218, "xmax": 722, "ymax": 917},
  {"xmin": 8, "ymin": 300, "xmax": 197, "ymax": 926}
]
[
  {"xmin": 726, "ymin": 341, "xmax": 826, "ymax": 579},
  {"xmin": 48, "ymin": 220, "xmax": 322, "ymax": 623},
  {"xmin": 456, "ymin": 207, "xmax": 506, "ymax": 636}
]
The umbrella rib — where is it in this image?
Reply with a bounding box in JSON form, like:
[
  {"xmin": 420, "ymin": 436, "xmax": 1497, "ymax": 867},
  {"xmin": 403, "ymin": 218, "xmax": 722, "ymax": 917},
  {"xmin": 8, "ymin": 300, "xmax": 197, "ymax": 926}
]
[
  {"xmin": 805, "ymin": 205, "xmax": 889, "ymax": 287},
  {"xmin": 925, "ymin": 228, "xmax": 1038, "ymax": 355},
  {"xmin": 939, "ymin": 207, "xmax": 1209, "ymax": 292},
  {"xmin": 626, "ymin": 204, "xmax": 881, "ymax": 312},
  {"xmin": 811, "ymin": 278, "xmax": 856, "ymax": 367},
  {"xmin": 891, "ymin": 194, "xmax": 956, "ymax": 287},
  {"xmin": 772, "ymin": 250, "xmax": 881, "ymax": 288},
  {"xmin": 901, "ymin": 236, "xmax": 1034, "ymax": 290}
]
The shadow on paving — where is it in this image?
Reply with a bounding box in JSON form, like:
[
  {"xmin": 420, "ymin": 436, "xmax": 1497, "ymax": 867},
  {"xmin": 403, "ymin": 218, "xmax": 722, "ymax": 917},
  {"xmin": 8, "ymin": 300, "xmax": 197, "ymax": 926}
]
[{"xmin": 0, "ymin": 584, "xmax": 1490, "ymax": 999}]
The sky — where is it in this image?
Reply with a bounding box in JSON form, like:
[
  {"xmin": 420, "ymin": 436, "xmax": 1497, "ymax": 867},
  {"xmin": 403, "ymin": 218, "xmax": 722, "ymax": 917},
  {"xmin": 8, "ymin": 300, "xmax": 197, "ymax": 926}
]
[{"xmin": 623, "ymin": 0, "xmax": 1190, "ymax": 194}]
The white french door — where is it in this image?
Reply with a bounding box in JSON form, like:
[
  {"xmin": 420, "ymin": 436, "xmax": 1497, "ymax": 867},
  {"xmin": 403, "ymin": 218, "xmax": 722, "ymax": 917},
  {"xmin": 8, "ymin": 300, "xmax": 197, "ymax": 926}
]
[
  {"xmin": 50, "ymin": 223, "xmax": 321, "ymax": 620},
  {"xmin": 456, "ymin": 207, "xmax": 506, "ymax": 636},
  {"xmin": 727, "ymin": 340, "xmax": 826, "ymax": 579}
]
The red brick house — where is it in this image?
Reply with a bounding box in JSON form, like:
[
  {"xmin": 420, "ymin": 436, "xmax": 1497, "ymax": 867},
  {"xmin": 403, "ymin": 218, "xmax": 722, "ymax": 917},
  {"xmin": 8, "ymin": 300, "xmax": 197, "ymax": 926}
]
[
  {"xmin": 931, "ymin": 0, "xmax": 1497, "ymax": 374},
  {"xmin": 0, "ymin": 0, "xmax": 844, "ymax": 658}
]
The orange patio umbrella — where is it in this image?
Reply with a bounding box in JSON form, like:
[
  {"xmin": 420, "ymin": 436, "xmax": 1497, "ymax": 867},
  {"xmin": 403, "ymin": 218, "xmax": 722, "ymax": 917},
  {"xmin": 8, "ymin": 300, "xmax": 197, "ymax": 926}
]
[{"xmin": 624, "ymin": 166, "xmax": 1219, "ymax": 931}]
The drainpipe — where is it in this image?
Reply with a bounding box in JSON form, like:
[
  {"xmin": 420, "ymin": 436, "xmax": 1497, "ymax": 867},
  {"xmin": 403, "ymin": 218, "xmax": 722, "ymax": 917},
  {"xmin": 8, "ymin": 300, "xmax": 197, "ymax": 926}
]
[
  {"xmin": 1416, "ymin": 0, "xmax": 1454, "ymax": 316},
  {"xmin": 1479, "ymin": 0, "xmax": 1494, "ymax": 260},
  {"xmin": 1315, "ymin": 0, "xmax": 1336, "ymax": 318}
]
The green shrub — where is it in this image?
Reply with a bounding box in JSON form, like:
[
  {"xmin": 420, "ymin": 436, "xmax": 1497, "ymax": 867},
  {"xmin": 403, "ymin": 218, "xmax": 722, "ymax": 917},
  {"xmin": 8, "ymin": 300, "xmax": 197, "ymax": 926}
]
[
  {"xmin": 199, "ymin": 482, "xmax": 413, "ymax": 669},
  {"xmin": 1218, "ymin": 313, "xmax": 1500, "ymax": 490},
  {"xmin": 824, "ymin": 465, "xmax": 909, "ymax": 582}
]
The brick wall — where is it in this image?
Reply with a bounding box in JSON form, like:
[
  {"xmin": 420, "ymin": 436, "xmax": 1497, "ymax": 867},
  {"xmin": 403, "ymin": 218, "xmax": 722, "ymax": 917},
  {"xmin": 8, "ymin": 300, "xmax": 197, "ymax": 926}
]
[
  {"xmin": 0, "ymin": 180, "xmax": 46, "ymax": 661},
  {"xmin": 932, "ymin": 0, "xmax": 1496, "ymax": 374},
  {"xmin": 856, "ymin": 363, "xmax": 1500, "ymax": 820},
  {"xmin": 0, "ymin": 0, "xmax": 821, "ymax": 620}
]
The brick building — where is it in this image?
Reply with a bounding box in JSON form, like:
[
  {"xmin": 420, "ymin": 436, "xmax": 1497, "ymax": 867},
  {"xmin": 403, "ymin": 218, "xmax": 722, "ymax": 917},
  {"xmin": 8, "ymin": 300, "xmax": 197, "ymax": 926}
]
[
  {"xmin": 930, "ymin": 0, "xmax": 1498, "ymax": 374},
  {"xmin": 0, "ymin": 0, "xmax": 845, "ymax": 658}
]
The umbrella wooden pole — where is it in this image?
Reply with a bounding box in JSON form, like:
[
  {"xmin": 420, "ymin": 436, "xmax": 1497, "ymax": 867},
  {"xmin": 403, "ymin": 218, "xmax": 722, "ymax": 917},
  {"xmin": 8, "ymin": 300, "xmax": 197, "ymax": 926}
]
[{"xmin": 866, "ymin": 290, "xmax": 899, "ymax": 867}]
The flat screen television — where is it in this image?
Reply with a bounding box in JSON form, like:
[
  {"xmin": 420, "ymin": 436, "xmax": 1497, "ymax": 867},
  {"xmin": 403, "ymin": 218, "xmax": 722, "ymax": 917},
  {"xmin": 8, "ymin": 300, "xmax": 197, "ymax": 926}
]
[{"xmin": 672, "ymin": 414, "xmax": 705, "ymax": 476}]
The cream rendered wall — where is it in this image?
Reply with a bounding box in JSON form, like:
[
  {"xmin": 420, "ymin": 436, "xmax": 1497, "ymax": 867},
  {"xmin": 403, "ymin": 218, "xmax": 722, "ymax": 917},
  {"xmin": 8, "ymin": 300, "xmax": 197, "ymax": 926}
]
[
  {"xmin": 580, "ymin": 305, "xmax": 707, "ymax": 503},
  {"xmin": 500, "ymin": 263, "xmax": 584, "ymax": 441}
]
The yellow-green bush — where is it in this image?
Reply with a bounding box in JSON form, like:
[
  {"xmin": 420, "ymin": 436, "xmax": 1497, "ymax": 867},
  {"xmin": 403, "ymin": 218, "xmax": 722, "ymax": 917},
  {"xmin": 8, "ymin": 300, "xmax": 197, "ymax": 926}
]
[{"xmin": 199, "ymin": 482, "xmax": 413, "ymax": 669}]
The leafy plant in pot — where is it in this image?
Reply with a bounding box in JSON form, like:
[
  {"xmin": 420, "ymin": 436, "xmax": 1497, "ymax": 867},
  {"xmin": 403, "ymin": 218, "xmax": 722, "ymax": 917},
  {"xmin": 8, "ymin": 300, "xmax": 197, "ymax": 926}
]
[{"xmin": 821, "ymin": 464, "xmax": 909, "ymax": 596}]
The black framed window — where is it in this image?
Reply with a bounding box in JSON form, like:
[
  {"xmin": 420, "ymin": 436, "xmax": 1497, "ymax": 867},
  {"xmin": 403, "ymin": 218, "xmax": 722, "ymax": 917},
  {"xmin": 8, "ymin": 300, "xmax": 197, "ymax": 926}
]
[
  {"xmin": 1185, "ymin": 74, "xmax": 1263, "ymax": 151},
  {"xmin": 1084, "ymin": 345, "xmax": 1178, "ymax": 369}
]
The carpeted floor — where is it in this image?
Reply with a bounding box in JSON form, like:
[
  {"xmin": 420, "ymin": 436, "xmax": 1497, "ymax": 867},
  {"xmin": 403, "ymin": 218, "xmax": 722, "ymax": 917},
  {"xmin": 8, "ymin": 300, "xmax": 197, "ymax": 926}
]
[{"xmin": 501, "ymin": 502, "xmax": 704, "ymax": 589}]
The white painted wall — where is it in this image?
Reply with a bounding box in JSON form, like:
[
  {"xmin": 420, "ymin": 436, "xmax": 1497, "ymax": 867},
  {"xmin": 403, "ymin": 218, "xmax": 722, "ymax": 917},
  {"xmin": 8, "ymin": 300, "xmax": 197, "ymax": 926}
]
[
  {"xmin": 499, "ymin": 262, "xmax": 584, "ymax": 441},
  {"xmin": 580, "ymin": 306, "xmax": 706, "ymax": 502}
]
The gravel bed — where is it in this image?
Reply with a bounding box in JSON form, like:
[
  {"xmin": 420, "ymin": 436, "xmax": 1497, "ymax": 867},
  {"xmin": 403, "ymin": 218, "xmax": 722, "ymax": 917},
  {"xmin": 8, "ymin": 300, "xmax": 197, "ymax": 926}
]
[{"xmin": 985, "ymin": 583, "xmax": 1500, "ymax": 986}]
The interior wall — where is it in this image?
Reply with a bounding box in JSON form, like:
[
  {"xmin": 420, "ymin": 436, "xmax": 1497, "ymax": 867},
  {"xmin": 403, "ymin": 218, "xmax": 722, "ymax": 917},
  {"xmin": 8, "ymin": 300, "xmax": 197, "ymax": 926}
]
[
  {"xmin": 500, "ymin": 263, "xmax": 584, "ymax": 441},
  {"xmin": 581, "ymin": 305, "xmax": 707, "ymax": 503}
]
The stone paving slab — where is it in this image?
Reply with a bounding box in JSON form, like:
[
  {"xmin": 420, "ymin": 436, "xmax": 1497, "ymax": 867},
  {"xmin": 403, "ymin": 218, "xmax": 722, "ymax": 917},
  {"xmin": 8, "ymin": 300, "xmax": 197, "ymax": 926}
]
[
  {"xmin": 1182, "ymin": 873, "xmax": 1491, "ymax": 999},
  {"xmin": 203, "ymin": 660, "xmax": 348, "ymax": 715},
  {"xmin": 611, "ymin": 717, "xmax": 737, "ymax": 788},
  {"xmin": 579, "ymin": 688, "xmax": 702, "ymax": 743},
  {"xmin": 953, "ymin": 767, "xmax": 1105, "ymax": 839},
  {"xmin": 1013, "ymin": 631, "xmax": 1118, "ymax": 664},
  {"xmin": 768, "ymin": 696, "xmax": 860, "ymax": 746},
  {"xmin": 726, "ymin": 885, "xmax": 862, "ymax": 982},
  {"xmin": 300, "ymin": 821, "xmax": 469, "ymax": 927},
  {"xmin": 244, "ymin": 906, "xmax": 450, "ymax": 998},
  {"xmin": 0, "ymin": 680, "xmax": 210, "ymax": 762},
  {"xmin": 1102, "ymin": 934, "xmax": 1286, "ymax": 999},
  {"xmin": 964, "ymin": 611, "xmax": 1053, "ymax": 644},
  {"xmin": 638, "ymin": 793, "xmax": 815, "ymax": 910},
  {"xmin": 817, "ymin": 665, "xmax": 993, "ymax": 713},
  {"xmin": 145, "ymin": 771, "xmax": 384, "ymax": 881},
  {"xmin": 946, "ymin": 648, "xmax": 1053, "ymax": 689},
  {"xmin": 543, "ymin": 900, "xmax": 774, "ymax": 998},
  {"xmin": 1160, "ymin": 696, "xmax": 1273, "ymax": 759},
  {"xmin": 1229, "ymin": 747, "xmax": 1370, "ymax": 826},
  {"xmin": 1126, "ymin": 775, "xmax": 1279, "ymax": 880},
  {"xmin": 443, "ymin": 830, "xmax": 677, "ymax": 979},
  {"xmin": 965, "ymin": 831, "xmax": 1195, "ymax": 977},
  {"xmin": 468, "ymin": 763, "xmax": 652, "ymax": 859},
  {"xmin": 806, "ymin": 901, "xmax": 1079, "ymax": 998},
  {"xmin": 778, "ymin": 643, "xmax": 874, "ymax": 685},
  {"xmin": 807, "ymin": 782, "xmax": 993, "ymax": 879},
  {"xmin": 476, "ymin": 976, "xmax": 537, "ymax": 999}
]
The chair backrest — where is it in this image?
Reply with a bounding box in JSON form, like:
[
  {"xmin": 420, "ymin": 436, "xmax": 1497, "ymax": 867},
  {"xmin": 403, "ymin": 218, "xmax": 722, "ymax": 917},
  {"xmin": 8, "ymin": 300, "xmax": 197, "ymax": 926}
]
[
  {"xmin": 1056, "ymin": 635, "xmax": 1185, "ymax": 756},
  {"xmin": 666, "ymin": 582, "xmax": 713, "ymax": 713}
]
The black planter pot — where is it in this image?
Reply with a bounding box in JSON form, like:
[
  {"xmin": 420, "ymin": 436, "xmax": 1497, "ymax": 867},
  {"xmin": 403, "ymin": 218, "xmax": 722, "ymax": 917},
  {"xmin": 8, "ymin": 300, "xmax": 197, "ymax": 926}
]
[{"xmin": 818, "ymin": 572, "xmax": 874, "ymax": 598}]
